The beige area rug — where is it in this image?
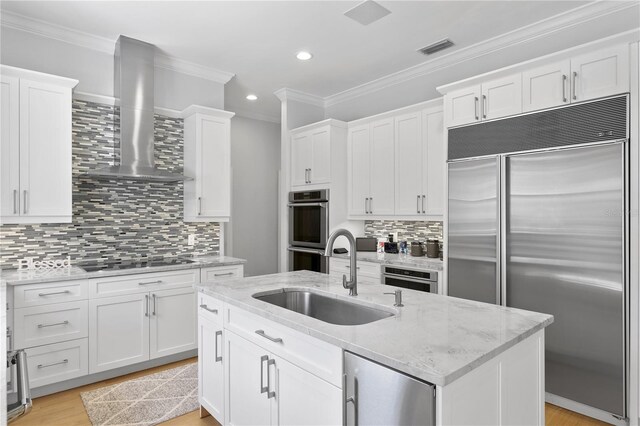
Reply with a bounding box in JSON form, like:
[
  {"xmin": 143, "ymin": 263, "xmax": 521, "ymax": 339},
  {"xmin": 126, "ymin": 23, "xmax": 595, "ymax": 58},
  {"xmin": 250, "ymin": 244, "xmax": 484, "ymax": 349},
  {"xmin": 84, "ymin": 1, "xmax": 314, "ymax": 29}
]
[{"xmin": 80, "ymin": 362, "xmax": 199, "ymax": 425}]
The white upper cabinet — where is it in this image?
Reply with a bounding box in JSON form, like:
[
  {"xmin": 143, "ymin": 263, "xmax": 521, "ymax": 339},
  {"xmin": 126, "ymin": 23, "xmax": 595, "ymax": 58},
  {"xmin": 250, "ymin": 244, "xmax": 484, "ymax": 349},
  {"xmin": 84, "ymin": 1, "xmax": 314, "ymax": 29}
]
[
  {"xmin": 570, "ymin": 45, "xmax": 629, "ymax": 102},
  {"xmin": 481, "ymin": 74, "xmax": 522, "ymax": 120},
  {"xmin": 347, "ymin": 124, "xmax": 371, "ymax": 216},
  {"xmin": 0, "ymin": 66, "xmax": 78, "ymax": 225},
  {"xmin": 291, "ymin": 133, "xmax": 312, "ymax": 186},
  {"xmin": 394, "ymin": 112, "xmax": 423, "ymax": 216},
  {"xmin": 423, "ymin": 108, "xmax": 445, "ymax": 216},
  {"xmin": 522, "ymin": 60, "xmax": 571, "ymax": 112},
  {"xmin": 443, "ymin": 44, "xmax": 630, "ymax": 127},
  {"xmin": 445, "ymin": 74, "xmax": 522, "ymax": 127},
  {"xmin": 445, "ymin": 85, "xmax": 481, "ymax": 127},
  {"xmin": 369, "ymin": 118, "xmax": 395, "ymax": 216},
  {"xmin": 183, "ymin": 106, "xmax": 234, "ymax": 222},
  {"xmin": 348, "ymin": 100, "xmax": 444, "ymax": 220},
  {"xmin": 289, "ymin": 120, "xmax": 345, "ymax": 188}
]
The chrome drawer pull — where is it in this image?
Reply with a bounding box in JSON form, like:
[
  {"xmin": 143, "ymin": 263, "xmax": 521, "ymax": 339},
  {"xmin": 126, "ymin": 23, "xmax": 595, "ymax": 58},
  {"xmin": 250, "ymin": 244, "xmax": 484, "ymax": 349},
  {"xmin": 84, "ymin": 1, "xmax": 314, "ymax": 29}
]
[
  {"xmin": 138, "ymin": 280, "xmax": 162, "ymax": 286},
  {"xmin": 38, "ymin": 290, "xmax": 71, "ymax": 297},
  {"xmin": 215, "ymin": 330, "xmax": 222, "ymax": 362},
  {"xmin": 199, "ymin": 304, "xmax": 218, "ymax": 314},
  {"xmin": 214, "ymin": 272, "xmax": 234, "ymax": 277},
  {"xmin": 255, "ymin": 330, "xmax": 283, "ymax": 344},
  {"xmin": 37, "ymin": 320, "xmax": 69, "ymax": 329},
  {"xmin": 37, "ymin": 359, "xmax": 68, "ymax": 369},
  {"xmin": 260, "ymin": 355, "xmax": 269, "ymax": 394}
]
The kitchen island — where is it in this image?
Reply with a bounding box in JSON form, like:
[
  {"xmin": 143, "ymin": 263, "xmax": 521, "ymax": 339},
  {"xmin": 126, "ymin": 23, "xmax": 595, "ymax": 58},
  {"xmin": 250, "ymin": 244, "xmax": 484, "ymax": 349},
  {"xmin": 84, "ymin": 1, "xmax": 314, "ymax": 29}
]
[{"xmin": 197, "ymin": 270, "xmax": 553, "ymax": 425}]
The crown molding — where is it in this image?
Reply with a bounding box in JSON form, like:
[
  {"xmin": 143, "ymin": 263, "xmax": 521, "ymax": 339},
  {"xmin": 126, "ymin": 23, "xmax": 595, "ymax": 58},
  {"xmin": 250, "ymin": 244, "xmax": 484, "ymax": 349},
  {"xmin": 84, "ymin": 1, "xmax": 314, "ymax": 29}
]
[
  {"xmin": 273, "ymin": 88, "xmax": 325, "ymax": 108},
  {"xmin": 232, "ymin": 107, "xmax": 281, "ymax": 124},
  {"xmin": 324, "ymin": 0, "xmax": 640, "ymax": 107},
  {"xmin": 1, "ymin": 10, "xmax": 235, "ymax": 84},
  {"xmin": 182, "ymin": 104, "xmax": 235, "ymax": 119}
]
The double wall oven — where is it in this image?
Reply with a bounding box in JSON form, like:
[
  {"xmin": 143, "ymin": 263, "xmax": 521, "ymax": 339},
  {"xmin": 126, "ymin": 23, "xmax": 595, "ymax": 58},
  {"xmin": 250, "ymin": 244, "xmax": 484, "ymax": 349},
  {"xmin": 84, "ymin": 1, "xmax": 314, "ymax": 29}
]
[{"xmin": 288, "ymin": 189, "xmax": 329, "ymax": 273}]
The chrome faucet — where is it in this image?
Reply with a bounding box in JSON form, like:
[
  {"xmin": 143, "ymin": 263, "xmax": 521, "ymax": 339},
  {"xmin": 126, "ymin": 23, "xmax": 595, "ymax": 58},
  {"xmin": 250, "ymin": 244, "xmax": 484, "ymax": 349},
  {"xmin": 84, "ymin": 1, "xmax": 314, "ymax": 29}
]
[{"xmin": 324, "ymin": 229, "xmax": 358, "ymax": 296}]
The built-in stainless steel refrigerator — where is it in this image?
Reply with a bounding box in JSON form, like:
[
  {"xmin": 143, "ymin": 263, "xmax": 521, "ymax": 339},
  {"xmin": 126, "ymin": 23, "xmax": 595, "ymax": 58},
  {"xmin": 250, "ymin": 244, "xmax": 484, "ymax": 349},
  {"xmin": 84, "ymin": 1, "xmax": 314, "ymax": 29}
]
[{"xmin": 447, "ymin": 95, "xmax": 629, "ymax": 421}]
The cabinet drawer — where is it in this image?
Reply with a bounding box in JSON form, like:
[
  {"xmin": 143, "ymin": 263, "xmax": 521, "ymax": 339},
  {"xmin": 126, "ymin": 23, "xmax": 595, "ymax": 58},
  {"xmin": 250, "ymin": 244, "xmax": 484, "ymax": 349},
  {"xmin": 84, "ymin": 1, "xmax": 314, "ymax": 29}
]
[
  {"xmin": 225, "ymin": 304, "xmax": 342, "ymax": 387},
  {"xmin": 198, "ymin": 292, "xmax": 223, "ymax": 324},
  {"xmin": 89, "ymin": 269, "xmax": 200, "ymax": 298},
  {"xmin": 14, "ymin": 301, "xmax": 88, "ymax": 348},
  {"xmin": 330, "ymin": 258, "xmax": 381, "ymax": 278},
  {"xmin": 201, "ymin": 265, "xmax": 244, "ymax": 282},
  {"xmin": 25, "ymin": 338, "xmax": 88, "ymax": 388},
  {"xmin": 14, "ymin": 280, "xmax": 88, "ymax": 308}
]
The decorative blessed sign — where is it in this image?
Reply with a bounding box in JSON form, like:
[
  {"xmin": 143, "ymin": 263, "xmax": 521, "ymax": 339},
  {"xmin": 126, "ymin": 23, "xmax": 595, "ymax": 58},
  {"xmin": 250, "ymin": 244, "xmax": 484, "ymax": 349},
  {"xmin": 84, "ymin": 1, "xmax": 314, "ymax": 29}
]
[{"xmin": 18, "ymin": 256, "xmax": 71, "ymax": 270}]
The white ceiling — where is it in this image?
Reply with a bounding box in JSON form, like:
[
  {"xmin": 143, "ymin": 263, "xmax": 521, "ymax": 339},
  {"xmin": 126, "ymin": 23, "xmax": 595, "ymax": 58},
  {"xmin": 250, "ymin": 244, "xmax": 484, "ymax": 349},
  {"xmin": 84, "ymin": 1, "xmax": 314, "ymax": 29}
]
[{"xmin": 1, "ymin": 1, "xmax": 592, "ymax": 121}]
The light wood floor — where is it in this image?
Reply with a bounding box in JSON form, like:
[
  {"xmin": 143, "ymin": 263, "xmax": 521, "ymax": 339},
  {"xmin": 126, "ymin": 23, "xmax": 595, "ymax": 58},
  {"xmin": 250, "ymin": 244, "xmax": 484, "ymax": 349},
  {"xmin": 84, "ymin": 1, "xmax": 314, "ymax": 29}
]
[{"xmin": 12, "ymin": 357, "xmax": 607, "ymax": 426}]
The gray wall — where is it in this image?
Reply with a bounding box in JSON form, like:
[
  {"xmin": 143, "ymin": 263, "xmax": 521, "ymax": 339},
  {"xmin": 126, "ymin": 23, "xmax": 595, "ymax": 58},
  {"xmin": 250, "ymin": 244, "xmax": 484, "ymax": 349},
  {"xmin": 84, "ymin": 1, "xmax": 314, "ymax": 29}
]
[
  {"xmin": 226, "ymin": 116, "xmax": 281, "ymax": 276},
  {"xmin": 0, "ymin": 27, "xmax": 225, "ymax": 111}
]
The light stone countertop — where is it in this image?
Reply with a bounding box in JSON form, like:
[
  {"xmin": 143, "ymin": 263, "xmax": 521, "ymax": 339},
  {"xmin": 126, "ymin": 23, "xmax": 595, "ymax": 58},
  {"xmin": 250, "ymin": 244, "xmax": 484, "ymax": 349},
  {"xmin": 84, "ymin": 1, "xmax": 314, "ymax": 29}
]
[
  {"xmin": 0, "ymin": 255, "xmax": 247, "ymax": 286},
  {"xmin": 197, "ymin": 270, "xmax": 553, "ymax": 386},
  {"xmin": 334, "ymin": 251, "xmax": 443, "ymax": 271}
]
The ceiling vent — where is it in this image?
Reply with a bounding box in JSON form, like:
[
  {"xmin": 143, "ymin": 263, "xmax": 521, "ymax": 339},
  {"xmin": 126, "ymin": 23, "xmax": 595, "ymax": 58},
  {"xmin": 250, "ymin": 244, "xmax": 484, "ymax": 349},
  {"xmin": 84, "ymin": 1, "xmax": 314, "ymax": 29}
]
[
  {"xmin": 418, "ymin": 39, "xmax": 455, "ymax": 56},
  {"xmin": 344, "ymin": 0, "xmax": 391, "ymax": 26}
]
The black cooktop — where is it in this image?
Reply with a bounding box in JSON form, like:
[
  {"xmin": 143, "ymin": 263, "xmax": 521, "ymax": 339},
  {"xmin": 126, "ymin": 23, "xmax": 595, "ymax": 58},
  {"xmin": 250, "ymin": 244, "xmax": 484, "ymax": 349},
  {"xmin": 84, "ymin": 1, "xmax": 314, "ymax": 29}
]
[{"xmin": 79, "ymin": 257, "xmax": 195, "ymax": 273}]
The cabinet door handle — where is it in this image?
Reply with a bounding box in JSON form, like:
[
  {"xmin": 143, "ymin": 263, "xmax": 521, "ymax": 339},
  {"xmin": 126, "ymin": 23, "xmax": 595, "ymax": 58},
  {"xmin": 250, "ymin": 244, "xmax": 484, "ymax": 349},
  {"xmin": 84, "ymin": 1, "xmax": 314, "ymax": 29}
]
[
  {"xmin": 138, "ymin": 280, "xmax": 162, "ymax": 286},
  {"xmin": 13, "ymin": 190, "xmax": 17, "ymax": 214},
  {"xmin": 255, "ymin": 329, "xmax": 283, "ymax": 343},
  {"xmin": 38, "ymin": 290, "xmax": 71, "ymax": 297},
  {"xmin": 562, "ymin": 74, "xmax": 568, "ymax": 102},
  {"xmin": 364, "ymin": 198, "xmax": 368, "ymax": 214},
  {"xmin": 572, "ymin": 71, "xmax": 578, "ymax": 100},
  {"xmin": 267, "ymin": 358, "xmax": 276, "ymax": 399},
  {"xmin": 417, "ymin": 195, "xmax": 421, "ymax": 213},
  {"xmin": 37, "ymin": 320, "xmax": 69, "ymax": 328},
  {"xmin": 145, "ymin": 295, "xmax": 149, "ymax": 317},
  {"xmin": 152, "ymin": 294, "xmax": 157, "ymax": 316},
  {"xmin": 474, "ymin": 97, "xmax": 479, "ymax": 120},
  {"xmin": 199, "ymin": 304, "xmax": 218, "ymax": 314},
  {"xmin": 369, "ymin": 197, "xmax": 373, "ymax": 214},
  {"xmin": 260, "ymin": 355, "xmax": 269, "ymax": 394},
  {"xmin": 197, "ymin": 197, "xmax": 202, "ymax": 215},
  {"xmin": 343, "ymin": 374, "xmax": 358, "ymax": 425},
  {"xmin": 23, "ymin": 190, "xmax": 27, "ymax": 214},
  {"xmin": 37, "ymin": 359, "xmax": 68, "ymax": 369},
  {"xmin": 482, "ymin": 94, "xmax": 487, "ymax": 119},
  {"xmin": 215, "ymin": 330, "xmax": 222, "ymax": 362},
  {"xmin": 422, "ymin": 195, "xmax": 426, "ymax": 214}
]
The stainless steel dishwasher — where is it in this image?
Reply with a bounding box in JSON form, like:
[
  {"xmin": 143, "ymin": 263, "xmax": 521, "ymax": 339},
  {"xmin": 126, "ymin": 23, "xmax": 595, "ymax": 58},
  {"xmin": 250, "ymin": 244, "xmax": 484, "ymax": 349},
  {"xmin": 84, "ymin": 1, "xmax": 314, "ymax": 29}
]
[{"xmin": 343, "ymin": 351, "xmax": 435, "ymax": 425}]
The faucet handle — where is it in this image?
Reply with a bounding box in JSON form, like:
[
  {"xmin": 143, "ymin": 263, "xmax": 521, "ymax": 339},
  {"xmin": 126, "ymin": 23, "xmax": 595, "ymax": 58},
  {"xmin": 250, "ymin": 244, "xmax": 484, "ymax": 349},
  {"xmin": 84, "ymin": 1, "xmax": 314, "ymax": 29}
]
[{"xmin": 342, "ymin": 274, "xmax": 348, "ymax": 289}]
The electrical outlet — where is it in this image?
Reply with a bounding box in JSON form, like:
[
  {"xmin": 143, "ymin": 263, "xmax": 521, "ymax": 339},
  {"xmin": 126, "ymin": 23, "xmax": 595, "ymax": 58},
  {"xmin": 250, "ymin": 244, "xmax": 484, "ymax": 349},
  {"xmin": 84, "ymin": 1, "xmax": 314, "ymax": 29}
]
[{"xmin": 188, "ymin": 234, "xmax": 196, "ymax": 246}]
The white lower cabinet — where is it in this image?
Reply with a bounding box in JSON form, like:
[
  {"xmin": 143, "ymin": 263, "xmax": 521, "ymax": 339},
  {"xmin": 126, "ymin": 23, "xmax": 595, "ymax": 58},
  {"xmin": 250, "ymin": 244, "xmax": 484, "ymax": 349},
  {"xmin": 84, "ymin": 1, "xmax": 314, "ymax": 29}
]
[
  {"xmin": 224, "ymin": 329, "xmax": 341, "ymax": 426},
  {"xmin": 225, "ymin": 330, "xmax": 273, "ymax": 425},
  {"xmin": 89, "ymin": 287, "xmax": 197, "ymax": 373},
  {"xmin": 150, "ymin": 287, "xmax": 197, "ymax": 359},
  {"xmin": 276, "ymin": 354, "xmax": 341, "ymax": 426},
  {"xmin": 89, "ymin": 293, "xmax": 150, "ymax": 373},
  {"xmin": 199, "ymin": 313, "xmax": 224, "ymax": 423},
  {"xmin": 25, "ymin": 338, "xmax": 88, "ymax": 388}
]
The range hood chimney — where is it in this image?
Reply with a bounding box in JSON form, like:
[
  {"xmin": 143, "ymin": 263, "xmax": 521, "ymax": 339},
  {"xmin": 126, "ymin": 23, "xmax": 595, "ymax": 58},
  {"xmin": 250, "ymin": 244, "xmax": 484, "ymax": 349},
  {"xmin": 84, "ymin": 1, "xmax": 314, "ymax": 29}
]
[{"xmin": 85, "ymin": 35, "xmax": 189, "ymax": 182}]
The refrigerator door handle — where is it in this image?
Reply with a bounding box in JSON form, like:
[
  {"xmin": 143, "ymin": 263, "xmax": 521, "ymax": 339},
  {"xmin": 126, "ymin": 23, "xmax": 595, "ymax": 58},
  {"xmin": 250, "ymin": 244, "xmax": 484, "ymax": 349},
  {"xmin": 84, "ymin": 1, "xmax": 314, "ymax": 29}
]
[{"xmin": 499, "ymin": 156, "xmax": 507, "ymax": 306}]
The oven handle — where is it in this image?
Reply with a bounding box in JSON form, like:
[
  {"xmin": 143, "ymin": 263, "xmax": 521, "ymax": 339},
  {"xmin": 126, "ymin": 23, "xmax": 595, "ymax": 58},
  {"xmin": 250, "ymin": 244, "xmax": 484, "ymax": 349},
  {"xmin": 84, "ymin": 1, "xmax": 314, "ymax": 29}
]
[
  {"xmin": 288, "ymin": 202, "xmax": 327, "ymax": 208},
  {"xmin": 382, "ymin": 273, "xmax": 438, "ymax": 286},
  {"xmin": 287, "ymin": 247, "xmax": 326, "ymax": 255}
]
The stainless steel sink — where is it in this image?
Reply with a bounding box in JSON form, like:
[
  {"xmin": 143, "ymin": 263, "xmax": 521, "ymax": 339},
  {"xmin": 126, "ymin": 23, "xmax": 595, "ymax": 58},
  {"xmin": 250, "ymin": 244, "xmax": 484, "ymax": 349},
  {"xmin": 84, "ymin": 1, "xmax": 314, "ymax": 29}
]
[{"xmin": 252, "ymin": 289, "xmax": 394, "ymax": 326}]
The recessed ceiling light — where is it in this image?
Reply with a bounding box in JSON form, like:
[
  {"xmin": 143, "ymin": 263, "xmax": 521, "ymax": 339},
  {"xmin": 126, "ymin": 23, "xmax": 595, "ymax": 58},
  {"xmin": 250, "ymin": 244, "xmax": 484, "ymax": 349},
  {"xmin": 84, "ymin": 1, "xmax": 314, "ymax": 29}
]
[
  {"xmin": 246, "ymin": 94, "xmax": 258, "ymax": 101},
  {"xmin": 296, "ymin": 51, "xmax": 313, "ymax": 61}
]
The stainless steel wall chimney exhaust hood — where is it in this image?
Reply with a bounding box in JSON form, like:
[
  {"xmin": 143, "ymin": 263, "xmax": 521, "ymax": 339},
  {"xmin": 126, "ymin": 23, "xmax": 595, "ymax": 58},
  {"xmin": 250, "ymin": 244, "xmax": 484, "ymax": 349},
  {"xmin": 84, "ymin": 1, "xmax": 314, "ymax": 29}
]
[{"xmin": 84, "ymin": 35, "xmax": 190, "ymax": 182}]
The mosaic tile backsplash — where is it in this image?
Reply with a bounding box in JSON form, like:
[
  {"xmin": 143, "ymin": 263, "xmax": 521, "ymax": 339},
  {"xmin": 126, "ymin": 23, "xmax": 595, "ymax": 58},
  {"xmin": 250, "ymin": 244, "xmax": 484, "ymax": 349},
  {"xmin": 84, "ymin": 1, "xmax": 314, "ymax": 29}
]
[
  {"xmin": 365, "ymin": 220, "xmax": 443, "ymax": 243},
  {"xmin": 0, "ymin": 99, "xmax": 220, "ymax": 269}
]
